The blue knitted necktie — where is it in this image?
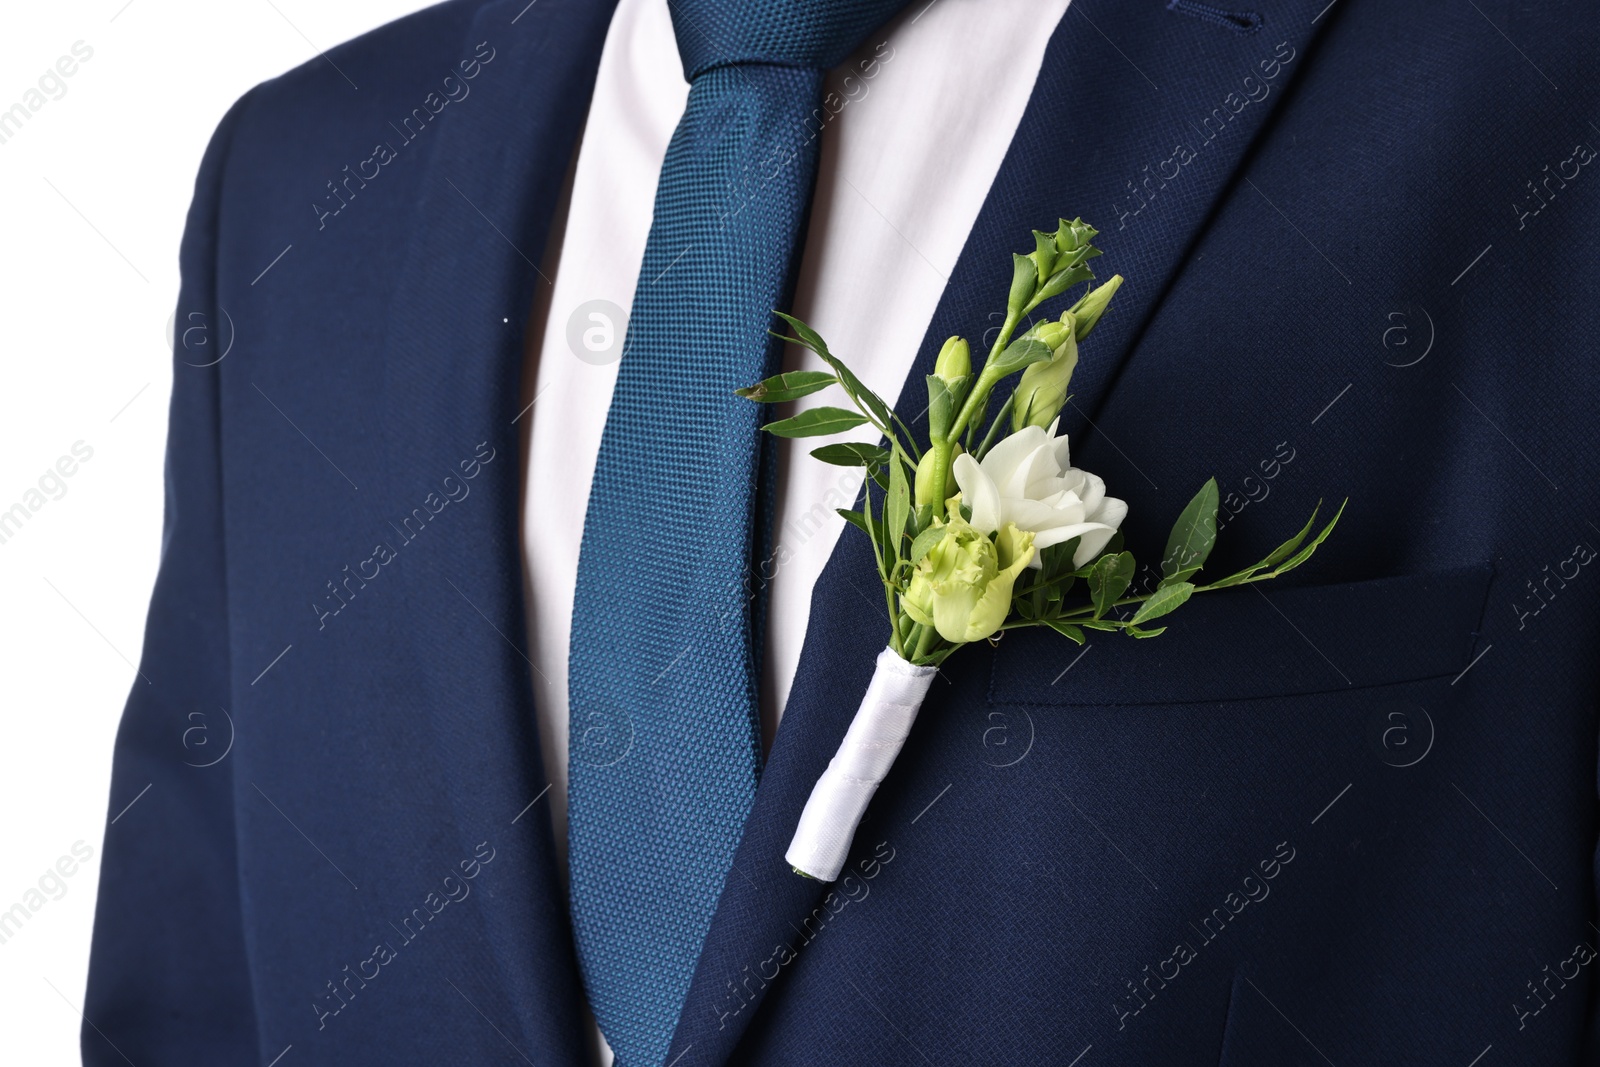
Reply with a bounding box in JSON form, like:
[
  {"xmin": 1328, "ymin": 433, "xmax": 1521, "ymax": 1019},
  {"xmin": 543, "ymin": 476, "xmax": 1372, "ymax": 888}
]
[{"xmin": 566, "ymin": 2, "xmax": 910, "ymax": 1063}]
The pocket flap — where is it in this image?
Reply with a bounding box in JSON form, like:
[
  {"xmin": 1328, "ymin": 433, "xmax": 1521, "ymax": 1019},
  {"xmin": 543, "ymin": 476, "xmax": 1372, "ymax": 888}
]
[{"xmin": 987, "ymin": 562, "xmax": 1493, "ymax": 706}]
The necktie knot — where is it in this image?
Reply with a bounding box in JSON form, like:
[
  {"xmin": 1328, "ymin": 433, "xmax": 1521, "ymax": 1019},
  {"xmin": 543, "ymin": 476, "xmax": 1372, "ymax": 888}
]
[{"xmin": 669, "ymin": 0, "xmax": 911, "ymax": 80}]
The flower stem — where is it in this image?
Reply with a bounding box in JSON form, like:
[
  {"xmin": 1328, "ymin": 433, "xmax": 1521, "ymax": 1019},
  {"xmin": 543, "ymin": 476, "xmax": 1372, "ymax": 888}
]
[
  {"xmin": 886, "ymin": 586, "xmax": 904, "ymax": 657},
  {"xmin": 924, "ymin": 438, "xmax": 955, "ymax": 519},
  {"xmin": 972, "ymin": 394, "xmax": 1015, "ymax": 462},
  {"xmin": 946, "ymin": 309, "xmax": 1021, "ymax": 447},
  {"xmin": 920, "ymin": 312, "xmax": 1031, "ymax": 522},
  {"xmin": 996, "ymin": 569, "xmax": 1290, "ymax": 634}
]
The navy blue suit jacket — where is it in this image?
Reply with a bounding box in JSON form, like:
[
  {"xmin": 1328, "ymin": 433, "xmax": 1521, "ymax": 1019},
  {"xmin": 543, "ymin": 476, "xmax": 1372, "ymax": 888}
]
[{"xmin": 85, "ymin": 1, "xmax": 1600, "ymax": 1064}]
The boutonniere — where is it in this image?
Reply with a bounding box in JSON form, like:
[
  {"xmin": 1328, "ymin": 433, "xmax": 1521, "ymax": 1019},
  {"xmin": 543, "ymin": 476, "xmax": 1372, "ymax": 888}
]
[{"xmin": 740, "ymin": 217, "xmax": 1344, "ymax": 881}]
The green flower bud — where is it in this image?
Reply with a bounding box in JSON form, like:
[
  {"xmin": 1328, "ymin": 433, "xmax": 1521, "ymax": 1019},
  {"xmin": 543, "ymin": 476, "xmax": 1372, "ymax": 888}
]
[
  {"xmin": 1007, "ymin": 253, "xmax": 1037, "ymax": 315},
  {"xmin": 927, "ymin": 337, "xmax": 971, "ymax": 441},
  {"xmin": 902, "ymin": 503, "xmax": 1035, "ymax": 644},
  {"xmin": 913, "ymin": 451, "xmax": 941, "ymax": 509},
  {"xmin": 1069, "ymin": 275, "xmax": 1123, "ymax": 341},
  {"xmin": 1019, "ymin": 318, "xmax": 1070, "ymax": 352},
  {"xmin": 913, "ymin": 446, "xmax": 962, "ymax": 509},
  {"xmin": 1011, "ymin": 313, "xmax": 1078, "ymax": 432},
  {"xmin": 1054, "ymin": 217, "xmax": 1101, "ymax": 261},
  {"xmin": 933, "ymin": 336, "xmax": 971, "ymax": 382},
  {"xmin": 1026, "ymin": 230, "xmax": 1056, "ymax": 286}
]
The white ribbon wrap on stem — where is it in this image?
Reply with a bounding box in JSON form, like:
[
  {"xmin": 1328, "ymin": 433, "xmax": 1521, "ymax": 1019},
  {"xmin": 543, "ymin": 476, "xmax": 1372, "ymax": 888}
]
[{"xmin": 786, "ymin": 646, "xmax": 937, "ymax": 881}]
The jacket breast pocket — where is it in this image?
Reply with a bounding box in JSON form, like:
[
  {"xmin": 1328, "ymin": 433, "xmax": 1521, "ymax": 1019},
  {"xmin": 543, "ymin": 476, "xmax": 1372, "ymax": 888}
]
[
  {"xmin": 986, "ymin": 563, "xmax": 1494, "ymax": 708},
  {"xmin": 968, "ymin": 564, "xmax": 1495, "ymax": 1066}
]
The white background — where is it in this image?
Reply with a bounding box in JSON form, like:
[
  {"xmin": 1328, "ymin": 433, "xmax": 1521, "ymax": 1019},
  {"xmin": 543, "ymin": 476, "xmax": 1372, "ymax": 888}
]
[{"xmin": 0, "ymin": 3, "xmax": 435, "ymax": 1061}]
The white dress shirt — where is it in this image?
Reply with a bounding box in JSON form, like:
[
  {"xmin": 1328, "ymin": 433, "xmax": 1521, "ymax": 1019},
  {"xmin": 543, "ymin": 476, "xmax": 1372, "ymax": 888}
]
[{"xmin": 518, "ymin": 0, "xmax": 1069, "ymax": 1058}]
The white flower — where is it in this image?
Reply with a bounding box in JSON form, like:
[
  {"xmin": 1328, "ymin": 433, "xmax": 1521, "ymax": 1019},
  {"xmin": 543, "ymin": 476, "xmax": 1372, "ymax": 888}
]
[{"xmin": 952, "ymin": 419, "xmax": 1127, "ymax": 568}]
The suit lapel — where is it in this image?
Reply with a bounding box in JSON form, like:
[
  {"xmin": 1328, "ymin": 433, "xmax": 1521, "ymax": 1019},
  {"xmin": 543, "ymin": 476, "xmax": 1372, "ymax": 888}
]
[
  {"xmin": 380, "ymin": 0, "xmax": 614, "ymax": 475},
  {"xmin": 669, "ymin": 2, "xmax": 1336, "ymax": 1062}
]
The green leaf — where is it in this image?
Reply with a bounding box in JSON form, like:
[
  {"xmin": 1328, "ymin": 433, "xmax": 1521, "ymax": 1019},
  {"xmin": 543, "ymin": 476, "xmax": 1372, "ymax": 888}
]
[
  {"xmin": 1127, "ymin": 625, "xmax": 1167, "ymax": 639},
  {"xmin": 1204, "ymin": 501, "xmax": 1330, "ymax": 590},
  {"xmin": 764, "ymin": 406, "xmax": 870, "ymax": 438},
  {"xmin": 965, "ymin": 389, "xmax": 996, "ymax": 452},
  {"xmin": 1039, "ymin": 538, "xmax": 1079, "ymax": 582},
  {"xmin": 987, "ymin": 337, "xmax": 1053, "ymax": 377},
  {"xmin": 735, "ymin": 370, "xmax": 836, "ymax": 403},
  {"xmin": 1130, "ymin": 581, "xmax": 1195, "ymax": 625},
  {"xmin": 1272, "ymin": 499, "xmax": 1347, "ymax": 577},
  {"xmin": 926, "ymin": 375, "xmax": 961, "ymax": 440},
  {"xmin": 1075, "ymin": 537, "xmax": 1125, "ymax": 580},
  {"xmin": 908, "ymin": 523, "xmax": 947, "ymax": 566},
  {"xmin": 771, "ymin": 312, "xmax": 831, "ymax": 361},
  {"xmin": 810, "ymin": 442, "xmax": 890, "ymax": 468},
  {"xmin": 1032, "ymin": 230, "xmax": 1056, "ymax": 279},
  {"xmin": 1199, "ymin": 567, "xmax": 1259, "ymax": 591},
  {"xmin": 1008, "ymin": 253, "xmax": 1037, "ymax": 313},
  {"xmin": 886, "ymin": 454, "xmax": 911, "ymax": 566},
  {"xmin": 1079, "ymin": 619, "xmax": 1119, "ymax": 631},
  {"xmin": 774, "ymin": 312, "xmax": 900, "ymax": 441},
  {"xmin": 1088, "ymin": 551, "xmax": 1135, "ymax": 619},
  {"xmin": 1261, "ymin": 502, "xmax": 1321, "ymax": 569},
  {"xmin": 831, "ymin": 356, "xmax": 897, "ymax": 432},
  {"xmin": 1031, "ymin": 262, "xmax": 1095, "ymax": 307},
  {"xmin": 837, "ymin": 509, "xmax": 870, "ymax": 536},
  {"xmin": 1043, "ymin": 619, "xmax": 1085, "ymax": 645},
  {"xmin": 1161, "ymin": 478, "xmax": 1220, "ymax": 584}
]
